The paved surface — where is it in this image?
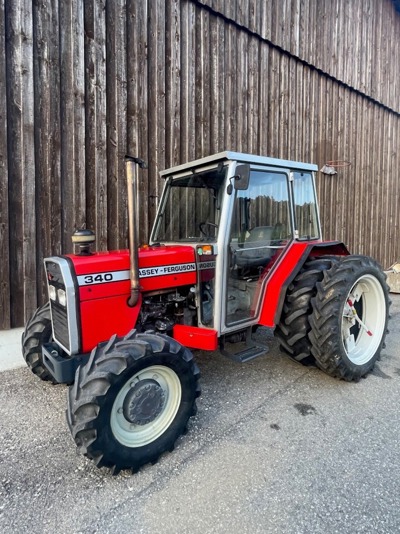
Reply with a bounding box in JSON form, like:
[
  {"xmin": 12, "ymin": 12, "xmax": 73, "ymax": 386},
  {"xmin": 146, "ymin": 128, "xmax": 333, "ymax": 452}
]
[
  {"xmin": 1, "ymin": 296, "xmax": 400, "ymax": 533},
  {"xmin": 0, "ymin": 327, "xmax": 24, "ymax": 371}
]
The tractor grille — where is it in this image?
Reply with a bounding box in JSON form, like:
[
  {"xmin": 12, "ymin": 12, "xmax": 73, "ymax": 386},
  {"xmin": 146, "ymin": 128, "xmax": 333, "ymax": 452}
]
[
  {"xmin": 45, "ymin": 258, "xmax": 77, "ymax": 354},
  {"xmin": 51, "ymin": 300, "xmax": 70, "ymax": 352}
]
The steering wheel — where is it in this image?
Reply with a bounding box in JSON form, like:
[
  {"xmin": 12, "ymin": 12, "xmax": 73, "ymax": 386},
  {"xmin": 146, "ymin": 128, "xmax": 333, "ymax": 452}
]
[{"xmin": 199, "ymin": 221, "xmax": 218, "ymax": 238}]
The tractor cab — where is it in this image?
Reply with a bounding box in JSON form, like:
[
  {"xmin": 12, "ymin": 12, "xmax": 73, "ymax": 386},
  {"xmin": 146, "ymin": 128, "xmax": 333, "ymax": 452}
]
[{"xmin": 151, "ymin": 152, "xmax": 321, "ymax": 336}]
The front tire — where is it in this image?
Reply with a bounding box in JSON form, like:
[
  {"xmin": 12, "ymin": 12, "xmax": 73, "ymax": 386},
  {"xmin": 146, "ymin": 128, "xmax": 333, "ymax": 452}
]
[
  {"xmin": 22, "ymin": 303, "xmax": 55, "ymax": 382},
  {"xmin": 309, "ymin": 255, "xmax": 390, "ymax": 381},
  {"xmin": 67, "ymin": 330, "xmax": 201, "ymax": 474}
]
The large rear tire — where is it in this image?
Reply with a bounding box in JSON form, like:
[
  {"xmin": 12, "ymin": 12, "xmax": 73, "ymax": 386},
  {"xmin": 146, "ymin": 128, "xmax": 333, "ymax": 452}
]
[
  {"xmin": 309, "ymin": 255, "xmax": 390, "ymax": 381},
  {"xmin": 67, "ymin": 330, "xmax": 201, "ymax": 474},
  {"xmin": 22, "ymin": 303, "xmax": 56, "ymax": 382},
  {"xmin": 275, "ymin": 257, "xmax": 339, "ymax": 366}
]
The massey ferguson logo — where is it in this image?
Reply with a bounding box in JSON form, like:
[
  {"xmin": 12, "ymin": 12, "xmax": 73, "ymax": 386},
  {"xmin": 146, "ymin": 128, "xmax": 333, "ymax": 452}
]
[{"xmin": 139, "ymin": 263, "xmax": 196, "ymax": 278}]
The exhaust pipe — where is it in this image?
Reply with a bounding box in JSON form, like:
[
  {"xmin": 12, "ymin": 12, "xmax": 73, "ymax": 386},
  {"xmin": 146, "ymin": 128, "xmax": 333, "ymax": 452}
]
[{"xmin": 125, "ymin": 155, "xmax": 147, "ymax": 307}]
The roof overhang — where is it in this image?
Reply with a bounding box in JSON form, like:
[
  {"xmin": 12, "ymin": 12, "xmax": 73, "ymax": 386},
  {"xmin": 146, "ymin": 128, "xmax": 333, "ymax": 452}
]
[{"xmin": 159, "ymin": 151, "xmax": 318, "ymax": 178}]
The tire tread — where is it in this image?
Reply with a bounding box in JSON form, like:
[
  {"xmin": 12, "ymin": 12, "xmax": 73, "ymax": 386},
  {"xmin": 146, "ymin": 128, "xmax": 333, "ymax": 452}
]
[{"xmin": 67, "ymin": 330, "xmax": 200, "ymax": 474}]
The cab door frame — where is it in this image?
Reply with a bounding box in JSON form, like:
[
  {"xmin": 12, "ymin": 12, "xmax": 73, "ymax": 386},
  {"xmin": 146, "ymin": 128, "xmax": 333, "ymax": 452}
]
[{"xmin": 213, "ymin": 161, "xmax": 295, "ymax": 336}]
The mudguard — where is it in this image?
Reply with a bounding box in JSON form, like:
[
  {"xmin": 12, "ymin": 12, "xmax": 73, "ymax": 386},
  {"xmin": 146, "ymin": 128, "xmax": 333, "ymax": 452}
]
[{"xmin": 258, "ymin": 241, "xmax": 349, "ymax": 327}]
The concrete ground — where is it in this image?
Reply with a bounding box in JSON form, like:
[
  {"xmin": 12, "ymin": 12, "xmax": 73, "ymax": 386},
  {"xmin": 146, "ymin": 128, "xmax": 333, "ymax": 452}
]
[
  {"xmin": 0, "ymin": 327, "xmax": 24, "ymax": 371},
  {"xmin": 1, "ymin": 296, "xmax": 400, "ymax": 533}
]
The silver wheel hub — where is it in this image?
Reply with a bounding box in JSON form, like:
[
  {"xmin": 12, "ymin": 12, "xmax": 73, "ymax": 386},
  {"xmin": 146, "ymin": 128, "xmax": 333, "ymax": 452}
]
[
  {"xmin": 110, "ymin": 365, "xmax": 182, "ymax": 448},
  {"xmin": 341, "ymin": 274, "xmax": 386, "ymax": 365},
  {"xmin": 123, "ymin": 379, "xmax": 165, "ymax": 425}
]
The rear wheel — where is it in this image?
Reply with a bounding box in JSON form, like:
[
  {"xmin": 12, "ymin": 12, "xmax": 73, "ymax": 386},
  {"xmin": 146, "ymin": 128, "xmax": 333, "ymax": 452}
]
[
  {"xmin": 275, "ymin": 256, "xmax": 339, "ymax": 366},
  {"xmin": 22, "ymin": 303, "xmax": 56, "ymax": 382},
  {"xmin": 67, "ymin": 330, "xmax": 201, "ymax": 474},
  {"xmin": 309, "ymin": 255, "xmax": 390, "ymax": 381}
]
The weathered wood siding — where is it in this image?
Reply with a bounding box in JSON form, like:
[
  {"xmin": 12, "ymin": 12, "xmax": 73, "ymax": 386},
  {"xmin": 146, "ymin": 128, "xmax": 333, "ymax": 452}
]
[
  {"xmin": 1, "ymin": 0, "xmax": 400, "ymax": 328},
  {"xmin": 199, "ymin": 0, "xmax": 400, "ymax": 112}
]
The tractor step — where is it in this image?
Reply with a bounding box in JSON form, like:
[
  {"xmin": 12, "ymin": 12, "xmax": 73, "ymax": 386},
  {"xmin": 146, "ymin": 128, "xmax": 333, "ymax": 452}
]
[
  {"xmin": 221, "ymin": 344, "xmax": 268, "ymax": 363},
  {"xmin": 220, "ymin": 327, "xmax": 269, "ymax": 363}
]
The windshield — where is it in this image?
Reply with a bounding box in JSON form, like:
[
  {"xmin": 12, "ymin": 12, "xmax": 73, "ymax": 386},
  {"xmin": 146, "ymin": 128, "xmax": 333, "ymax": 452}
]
[{"xmin": 152, "ymin": 167, "xmax": 227, "ymax": 242}]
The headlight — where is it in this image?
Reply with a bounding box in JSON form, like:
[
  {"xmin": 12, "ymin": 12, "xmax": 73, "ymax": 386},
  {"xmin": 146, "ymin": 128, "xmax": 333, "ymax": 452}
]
[
  {"xmin": 57, "ymin": 288, "xmax": 67, "ymax": 307},
  {"xmin": 48, "ymin": 285, "xmax": 56, "ymax": 301}
]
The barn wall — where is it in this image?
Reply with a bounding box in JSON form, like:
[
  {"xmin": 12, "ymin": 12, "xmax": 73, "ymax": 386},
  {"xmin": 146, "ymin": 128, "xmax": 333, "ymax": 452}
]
[
  {"xmin": 1, "ymin": 0, "xmax": 399, "ymax": 328},
  {"xmin": 198, "ymin": 0, "xmax": 400, "ymax": 112}
]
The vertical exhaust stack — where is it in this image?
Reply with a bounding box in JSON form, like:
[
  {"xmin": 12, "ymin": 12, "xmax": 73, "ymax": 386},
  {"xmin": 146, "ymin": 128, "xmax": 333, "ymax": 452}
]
[{"xmin": 125, "ymin": 155, "xmax": 147, "ymax": 307}]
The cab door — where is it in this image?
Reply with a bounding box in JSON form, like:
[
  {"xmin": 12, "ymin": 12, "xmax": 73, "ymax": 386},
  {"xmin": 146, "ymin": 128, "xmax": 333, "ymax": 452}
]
[{"xmin": 224, "ymin": 167, "xmax": 293, "ymax": 327}]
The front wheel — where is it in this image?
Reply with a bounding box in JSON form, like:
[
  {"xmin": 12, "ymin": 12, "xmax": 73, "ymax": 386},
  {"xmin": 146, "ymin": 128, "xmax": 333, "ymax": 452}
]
[
  {"xmin": 22, "ymin": 302, "xmax": 56, "ymax": 382},
  {"xmin": 309, "ymin": 255, "xmax": 390, "ymax": 381},
  {"xmin": 67, "ymin": 330, "xmax": 201, "ymax": 474}
]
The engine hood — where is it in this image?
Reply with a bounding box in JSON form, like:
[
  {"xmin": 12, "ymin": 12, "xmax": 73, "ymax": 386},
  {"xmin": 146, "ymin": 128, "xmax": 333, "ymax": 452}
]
[{"xmin": 66, "ymin": 245, "xmax": 197, "ymax": 301}]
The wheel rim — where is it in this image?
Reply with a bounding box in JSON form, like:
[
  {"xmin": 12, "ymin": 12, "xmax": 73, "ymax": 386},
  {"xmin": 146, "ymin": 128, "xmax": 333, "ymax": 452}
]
[
  {"xmin": 111, "ymin": 365, "xmax": 182, "ymax": 448},
  {"xmin": 342, "ymin": 274, "xmax": 386, "ymax": 365}
]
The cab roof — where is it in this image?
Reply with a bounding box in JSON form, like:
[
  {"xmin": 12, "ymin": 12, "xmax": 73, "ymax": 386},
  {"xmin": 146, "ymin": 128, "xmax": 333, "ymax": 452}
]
[{"xmin": 159, "ymin": 151, "xmax": 318, "ymax": 178}]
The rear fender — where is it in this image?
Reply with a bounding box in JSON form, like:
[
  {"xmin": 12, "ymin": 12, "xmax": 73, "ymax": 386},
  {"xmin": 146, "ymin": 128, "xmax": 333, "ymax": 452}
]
[{"xmin": 258, "ymin": 241, "xmax": 349, "ymax": 327}]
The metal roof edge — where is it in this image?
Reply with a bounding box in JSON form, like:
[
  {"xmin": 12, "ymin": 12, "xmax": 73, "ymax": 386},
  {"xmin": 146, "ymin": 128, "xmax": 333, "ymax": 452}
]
[{"xmin": 159, "ymin": 151, "xmax": 318, "ymax": 177}]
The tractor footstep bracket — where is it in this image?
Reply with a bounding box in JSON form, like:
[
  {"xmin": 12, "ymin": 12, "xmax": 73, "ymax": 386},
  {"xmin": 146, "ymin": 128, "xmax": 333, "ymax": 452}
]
[{"xmin": 220, "ymin": 327, "xmax": 269, "ymax": 363}]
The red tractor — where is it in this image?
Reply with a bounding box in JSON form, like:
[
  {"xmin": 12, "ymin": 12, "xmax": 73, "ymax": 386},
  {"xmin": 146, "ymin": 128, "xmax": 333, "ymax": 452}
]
[{"xmin": 22, "ymin": 152, "xmax": 390, "ymax": 473}]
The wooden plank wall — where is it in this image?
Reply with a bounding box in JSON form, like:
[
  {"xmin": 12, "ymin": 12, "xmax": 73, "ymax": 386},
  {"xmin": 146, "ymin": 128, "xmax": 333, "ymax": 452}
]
[
  {"xmin": 201, "ymin": 0, "xmax": 400, "ymax": 112},
  {"xmin": 1, "ymin": 0, "xmax": 400, "ymax": 328}
]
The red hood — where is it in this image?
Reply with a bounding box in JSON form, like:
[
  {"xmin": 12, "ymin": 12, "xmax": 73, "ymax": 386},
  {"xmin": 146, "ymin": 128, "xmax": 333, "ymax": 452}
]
[{"xmin": 67, "ymin": 244, "xmax": 198, "ymax": 297}]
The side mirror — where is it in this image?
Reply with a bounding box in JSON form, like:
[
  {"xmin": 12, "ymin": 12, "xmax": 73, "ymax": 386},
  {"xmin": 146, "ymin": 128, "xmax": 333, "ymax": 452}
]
[{"xmin": 234, "ymin": 164, "xmax": 250, "ymax": 190}]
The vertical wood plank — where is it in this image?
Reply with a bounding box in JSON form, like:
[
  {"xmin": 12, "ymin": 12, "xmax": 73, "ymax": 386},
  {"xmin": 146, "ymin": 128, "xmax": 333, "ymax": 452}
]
[
  {"xmin": 236, "ymin": 0, "xmax": 248, "ymax": 29},
  {"xmin": 195, "ymin": 6, "xmax": 211, "ymax": 157},
  {"xmin": 236, "ymin": 30, "xmax": 248, "ymax": 152},
  {"xmin": 293, "ymin": 60, "xmax": 303, "ymax": 161},
  {"xmin": 260, "ymin": 0, "xmax": 272, "ymax": 41},
  {"xmin": 84, "ymin": 0, "xmax": 107, "ymax": 250},
  {"xmin": 165, "ymin": 0, "xmax": 181, "ymax": 168},
  {"xmin": 290, "ymin": 0, "xmax": 300, "ymax": 57},
  {"xmin": 148, "ymin": 0, "xmax": 166, "ymax": 235},
  {"xmin": 224, "ymin": 23, "xmax": 237, "ymax": 150},
  {"xmin": 247, "ymin": 36, "xmax": 259, "ymax": 153},
  {"xmin": 267, "ymin": 47, "xmax": 280, "ymax": 158},
  {"xmin": 106, "ymin": 0, "xmax": 127, "ymax": 250},
  {"xmin": 257, "ymin": 42, "xmax": 269, "ymax": 155},
  {"xmin": 6, "ymin": 0, "xmax": 24, "ymax": 326},
  {"xmin": 33, "ymin": 0, "xmax": 61, "ymax": 305},
  {"xmin": 278, "ymin": 54, "xmax": 289, "ymax": 160},
  {"xmin": 180, "ymin": 0, "xmax": 196, "ymax": 162},
  {"xmin": 392, "ymin": 114, "xmax": 400, "ymax": 266},
  {"xmin": 287, "ymin": 56, "xmax": 297, "ymax": 159},
  {"xmin": 298, "ymin": 0, "xmax": 309, "ymax": 64},
  {"xmin": 59, "ymin": 0, "xmax": 86, "ymax": 252},
  {"xmin": 20, "ymin": 0, "xmax": 37, "ymax": 322},
  {"xmin": 209, "ymin": 13, "xmax": 222, "ymax": 153},
  {"xmin": 0, "ymin": 0, "xmax": 10, "ymax": 328}
]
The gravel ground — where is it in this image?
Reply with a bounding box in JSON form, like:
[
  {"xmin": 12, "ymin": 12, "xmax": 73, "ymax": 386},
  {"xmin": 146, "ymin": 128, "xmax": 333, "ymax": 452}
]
[{"xmin": 1, "ymin": 295, "xmax": 400, "ymax": 534}]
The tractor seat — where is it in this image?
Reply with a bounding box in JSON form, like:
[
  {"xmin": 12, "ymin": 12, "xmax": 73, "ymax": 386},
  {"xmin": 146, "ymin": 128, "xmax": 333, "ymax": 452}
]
[{"xmin": 235, "ymin": 226, "xmax": 273, "ymax": 269}]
